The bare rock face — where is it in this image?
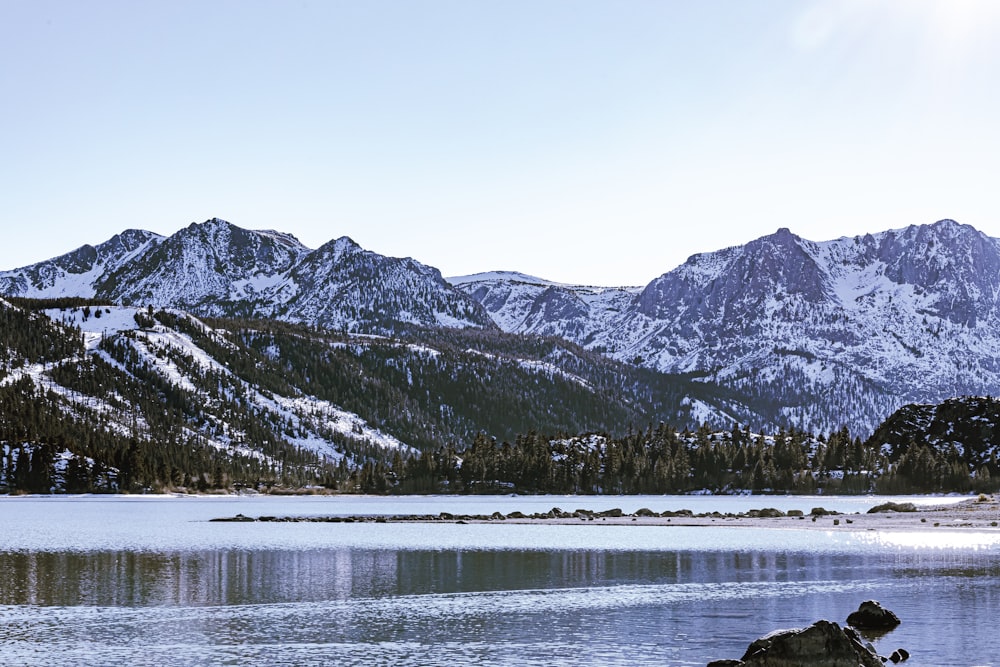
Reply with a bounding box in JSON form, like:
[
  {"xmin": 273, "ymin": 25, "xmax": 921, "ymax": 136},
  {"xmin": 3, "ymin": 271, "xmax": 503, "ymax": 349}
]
[
  {"xmin": 709, "ymin": 620, "xmax": 885, "ymax": 667},
  {"xmin": 847, "ymin": 600, "xmax": 902, "ymax": 632}
]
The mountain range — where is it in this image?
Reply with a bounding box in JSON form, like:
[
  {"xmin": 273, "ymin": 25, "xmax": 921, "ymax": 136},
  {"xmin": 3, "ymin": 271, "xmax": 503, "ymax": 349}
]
[
  {"xmin": 453, "ymin": 219, "xmax": 1000, "ymax": 434},
  {"xmin": 0, "ymin": 218, "xmax": 493, "ymax": 331},
  {"xmin": 3, "ymin": 216, "xmax": 1000, "ymax": 436}
]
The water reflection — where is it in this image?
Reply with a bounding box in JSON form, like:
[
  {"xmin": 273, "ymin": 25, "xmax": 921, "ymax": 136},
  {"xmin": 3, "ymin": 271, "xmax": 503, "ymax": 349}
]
[
  {"xmin": 2, "ymin": 547, "xmax": 998, "ymax": 607},
  {"xmin": 1, "ymin": 547, "xmax": 999, "ymax": 665}
]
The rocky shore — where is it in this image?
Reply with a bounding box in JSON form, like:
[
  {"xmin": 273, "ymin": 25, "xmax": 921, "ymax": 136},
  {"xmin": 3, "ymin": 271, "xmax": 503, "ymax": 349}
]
[{"xmin": 211, "ymin": 495, "xmax": 1000, "ymax": 530}]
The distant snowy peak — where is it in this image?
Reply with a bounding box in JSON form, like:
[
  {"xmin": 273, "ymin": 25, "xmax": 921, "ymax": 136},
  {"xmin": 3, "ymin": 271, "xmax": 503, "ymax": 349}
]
[
  {"xmin": 449, "ymin": 270, "xmax": 643, "ymax": 292},
  {"xmin": 90, "ymin": 218, "xmax": 311, "ymax": 313},
  {"xmin": 628, "ymin": 218, "xmax": 1000, "ymax": 334},
  {"xmin": 0, "ymin": 218, "xmax": 494, "ymax": 333},
  {"xmin": 281, "ymin": 235, "xmax": 495, "ymax": 330},
  {"xmin": 451, "ymin": 271, "xmax": 641, "ymax": 342},
  {"xmin": 448, "ymin": 271, "xmax": 567, "ymax": 287}
]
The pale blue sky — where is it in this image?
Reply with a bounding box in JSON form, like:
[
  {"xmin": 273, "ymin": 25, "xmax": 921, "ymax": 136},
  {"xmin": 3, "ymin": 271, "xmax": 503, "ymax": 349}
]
[{"xmin": 4, "ymin": 0, "xmax": 1000, "ymax": 285}]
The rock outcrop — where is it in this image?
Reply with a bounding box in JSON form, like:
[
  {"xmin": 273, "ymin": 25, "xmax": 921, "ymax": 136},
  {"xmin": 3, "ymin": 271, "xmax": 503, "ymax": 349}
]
[
  {"xmin": 846, "ymin": 600, "xmax": 902, "ymax": 631},
  {"xmin": 867, "ymin": 502, "xmax": 917, "ymax": 514},
  {"xmin": 709, "ymin": 601, "xmax": 908, "ymax": 667},
  {"xmin": 708, "ymin": 620, "xmax": 884, "ymax": 666}
]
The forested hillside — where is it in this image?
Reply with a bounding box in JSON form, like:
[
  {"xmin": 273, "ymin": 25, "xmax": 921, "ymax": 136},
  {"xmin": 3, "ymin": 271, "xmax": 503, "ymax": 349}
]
[
  {"xmin": 0, "ymin": 298, "xmax": 711, "ymax": 493},
  {"xmin": 2, "ymin": 297, "xmax": 995, "ymax": 495},
  {"xmin": 0, "ymin": 298, "xmax": 337, "ymax": 493}
]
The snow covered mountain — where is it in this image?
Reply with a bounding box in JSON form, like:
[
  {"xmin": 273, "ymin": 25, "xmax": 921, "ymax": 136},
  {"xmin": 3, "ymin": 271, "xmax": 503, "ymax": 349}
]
[
  {"xmin": 0, "ymin": 218, "xmax": 494, "ymax": 332},
  {"xmin": 455, "ymin": 220, "xmax": 1000, "ymax": 435},
  {"xmin": 0, "ymin": 229, "xmax": 163, "ymax": 299},
  {"xmin": 5, "ymin": 216, "xmax": 1000, "ymax": 436}
]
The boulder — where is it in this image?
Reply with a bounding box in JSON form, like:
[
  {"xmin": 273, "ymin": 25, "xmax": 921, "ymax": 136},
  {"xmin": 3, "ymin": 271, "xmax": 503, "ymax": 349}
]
[
  {"xmin": 846, "ymin": 600, "xmax": 901, "ymax": 631},
  {"xmin": 713, "ymin": 620, "xmax": 884, "ymax": 667},
  {"xmin": 867, "ymin": 502, "xmax": 917, "ymax": 514},
  {"xmin": 810, "ymin": 507, "xmax": 836, "ymax": 516}
]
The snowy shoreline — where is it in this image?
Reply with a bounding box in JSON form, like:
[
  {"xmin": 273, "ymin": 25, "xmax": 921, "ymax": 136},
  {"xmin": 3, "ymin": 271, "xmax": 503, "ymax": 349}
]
[{"xmin": 210, "ymin": 495, "xmax": 1000, "ymax": 533}]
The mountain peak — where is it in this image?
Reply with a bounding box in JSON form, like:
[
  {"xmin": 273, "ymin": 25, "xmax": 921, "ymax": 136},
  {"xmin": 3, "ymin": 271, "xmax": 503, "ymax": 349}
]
[
  {"xmin": 759, "ymin": 226, "xmax": 804, "ymax": 247},
  {"xmin": 447, "ymin": 271, "xmax": 562, "ymax": 287},
  {"xmin": 187, "ymin": 217, "xmax": 234, "ymax": 231},
  {"xmin": 333, "ymin": 235, "xmax": 360, "ymax": 250},
  {"xmin": 928, "ymin": 218, "xmax": 971, "ymax": 233}
]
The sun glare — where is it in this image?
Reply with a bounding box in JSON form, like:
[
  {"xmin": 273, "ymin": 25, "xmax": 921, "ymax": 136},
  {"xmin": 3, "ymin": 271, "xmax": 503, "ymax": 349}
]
[
  {"xmin": 860, "ymin": 529, "xmax": 1000, "ymax": 550},
  {"xmin": 898, "ymin": 0, "xmax": 1000, "ymax": 61},
  {"xmin": 793, "ymin": 0, "xmax": 1000, "ymax": 61}
]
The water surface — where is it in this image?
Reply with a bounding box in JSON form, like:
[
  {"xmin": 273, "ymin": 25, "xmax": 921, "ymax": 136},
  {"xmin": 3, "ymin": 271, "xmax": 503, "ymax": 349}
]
[{"xmin": 0, "ymin": 495, "xmax": 995, "ymax": 666}]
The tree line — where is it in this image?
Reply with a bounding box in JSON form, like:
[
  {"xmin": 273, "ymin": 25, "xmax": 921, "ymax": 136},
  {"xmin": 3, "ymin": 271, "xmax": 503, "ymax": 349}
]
[{"xmin": 366, "ymin": 423, "xmax": 998, "ymax": 496}]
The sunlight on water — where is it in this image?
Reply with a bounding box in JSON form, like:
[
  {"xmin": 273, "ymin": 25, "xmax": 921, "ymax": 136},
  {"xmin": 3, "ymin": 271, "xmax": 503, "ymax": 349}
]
[{"xmin": 854, "ymin": 529, "xmax": 1000, "ymax": 550}]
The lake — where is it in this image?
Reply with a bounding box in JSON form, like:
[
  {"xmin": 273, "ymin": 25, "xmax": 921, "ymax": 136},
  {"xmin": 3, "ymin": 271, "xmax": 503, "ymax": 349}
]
[{"xmin": 0, "ymin": 494, "xmax": 996, "ymax": 666}]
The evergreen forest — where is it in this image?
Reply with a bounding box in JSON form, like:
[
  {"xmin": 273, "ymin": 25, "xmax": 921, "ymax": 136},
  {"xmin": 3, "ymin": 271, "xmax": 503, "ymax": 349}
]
[{"xmin": 2, "ymin": 297, "xmax": 997, "ymax": 495}]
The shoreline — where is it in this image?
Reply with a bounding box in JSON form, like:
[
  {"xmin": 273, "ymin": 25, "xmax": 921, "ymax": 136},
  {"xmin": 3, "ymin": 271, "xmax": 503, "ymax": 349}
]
[{"xmin": 210, "ymin": 495, "xmax": 1000, "ymax": 532}]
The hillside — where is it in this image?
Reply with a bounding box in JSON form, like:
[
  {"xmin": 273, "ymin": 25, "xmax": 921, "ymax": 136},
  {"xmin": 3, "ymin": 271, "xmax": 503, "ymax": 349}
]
[{"xmin": 0, "ymin": 297, "xmax": 710, "ymax": 493}]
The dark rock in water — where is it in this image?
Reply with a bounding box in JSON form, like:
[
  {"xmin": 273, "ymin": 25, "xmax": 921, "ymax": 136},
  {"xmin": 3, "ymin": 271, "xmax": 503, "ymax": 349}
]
[
  {"xmin": 889, "ymin": 647, "xmax": 910, "ymax": 663},
  {"xmin": 867, "ymin": 502, "xmax": 917, "ymax": 514},
  {"xmin": 714, "ymin": 620, "xmax": 884, "ymax": 667},
  {"xmin": 635, "ymin": 507, "xmax": 657, "ymax": 517},
  {"xmin": 210, "ymin": 513, "xmax": 255, "ymax": 522},
  {"xmin": 847, "ymin": 600, "xmax": 902, "ymax": 631},
  {"xmin": 810, "ymin": 507, "xmax": 837, "ymax": 516}
]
